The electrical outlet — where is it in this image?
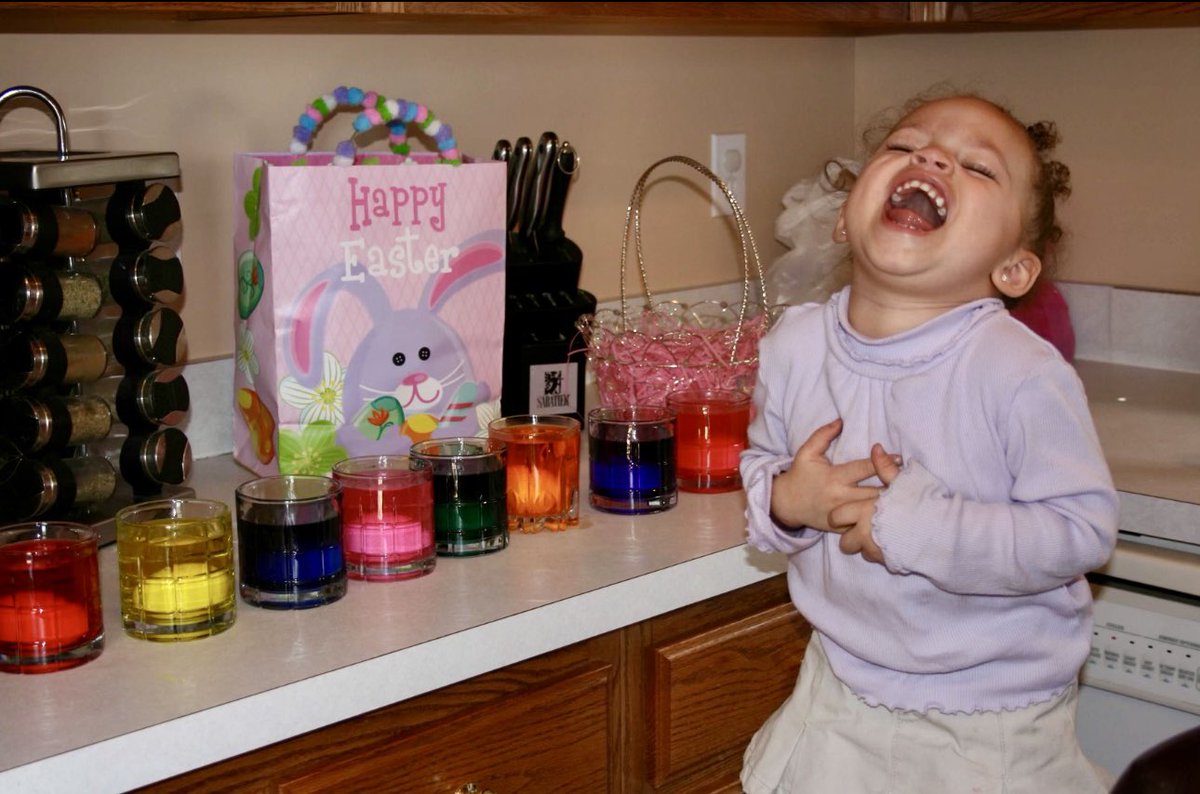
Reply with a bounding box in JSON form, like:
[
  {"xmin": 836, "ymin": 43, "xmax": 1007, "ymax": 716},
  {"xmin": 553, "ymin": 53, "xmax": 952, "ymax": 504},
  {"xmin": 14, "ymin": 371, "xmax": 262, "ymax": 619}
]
[{"xmin": 710, "ymin": 133, "xmax": 746, "ymax": 217}]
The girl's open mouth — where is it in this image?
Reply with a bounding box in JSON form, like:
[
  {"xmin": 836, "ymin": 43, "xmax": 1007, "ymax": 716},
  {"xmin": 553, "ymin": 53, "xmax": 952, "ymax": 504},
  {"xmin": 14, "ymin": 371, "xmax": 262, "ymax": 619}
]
[{"xmin": 886, "ymin": 178, "xmax": 948, "ymax": 231}]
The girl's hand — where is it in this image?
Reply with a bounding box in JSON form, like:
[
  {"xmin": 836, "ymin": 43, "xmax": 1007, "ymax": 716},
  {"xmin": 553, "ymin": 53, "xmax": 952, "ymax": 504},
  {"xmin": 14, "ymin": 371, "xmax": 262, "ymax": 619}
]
[
  {"xmin": 770, "ymin": 418, "xmax": 885, "ymax": 532},
  {"xmin": 829, "ymin": 443, "xmax": 903, "ymax": 564}
]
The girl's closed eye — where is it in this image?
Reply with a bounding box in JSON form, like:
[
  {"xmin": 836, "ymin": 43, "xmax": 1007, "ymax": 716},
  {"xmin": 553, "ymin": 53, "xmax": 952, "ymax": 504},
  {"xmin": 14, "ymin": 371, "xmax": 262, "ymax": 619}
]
[{"xmin": 965, "ymin": 162, "xmax": 997, "ymax": 179}]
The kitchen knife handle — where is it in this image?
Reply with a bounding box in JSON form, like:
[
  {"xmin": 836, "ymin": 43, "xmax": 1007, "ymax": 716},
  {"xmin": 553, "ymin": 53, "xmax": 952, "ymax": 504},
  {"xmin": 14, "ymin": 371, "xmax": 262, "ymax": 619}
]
[{"xmin": 522, "ymin": 131, "xmax": 558, "ymax": 240}]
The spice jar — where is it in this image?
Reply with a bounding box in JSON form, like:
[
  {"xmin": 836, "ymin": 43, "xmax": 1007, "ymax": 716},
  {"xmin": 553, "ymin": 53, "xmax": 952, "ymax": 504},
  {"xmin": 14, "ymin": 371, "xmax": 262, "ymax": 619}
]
[
  {"xmin": 0, "ymin": 329, "xmax": 118, "ymax": 390},
  {"xmin": 0, "ymin": 196, "xmax": 99, "ymax": 259},
  {"xmin": 0, "ymin": 266, "xmax": 104, "ymax": 325},
  {"xmin": 0, "ymin": 455, "xmax": 118, "ymax": 520},
  {"xmin": 111, "ymin": 307, "xmax": 187, "ymax": 372},
  {"xmin": 108, "ymin": 245, "xmax": 184, "ymax": 309},
  {"xmin": 6, "ymin": 394, "xmax": 113, "ymax": 453}
]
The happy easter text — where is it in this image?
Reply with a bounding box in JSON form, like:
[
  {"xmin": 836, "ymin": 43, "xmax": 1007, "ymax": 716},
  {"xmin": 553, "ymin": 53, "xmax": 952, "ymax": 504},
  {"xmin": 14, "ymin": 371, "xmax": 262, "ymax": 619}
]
[
  {"xmin": 339, "ymin": 176, "xmax": 458, "ymax": 281},
  {"xmin": 347, "ymin": 177, "xmax": 447, "ymax": 232}
]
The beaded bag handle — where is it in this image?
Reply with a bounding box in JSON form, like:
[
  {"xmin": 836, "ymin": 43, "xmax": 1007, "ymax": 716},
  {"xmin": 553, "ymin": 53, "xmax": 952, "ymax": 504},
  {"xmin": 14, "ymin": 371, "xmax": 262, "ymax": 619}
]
[{"xmin": 288, "ymin": 85, "xmax": 461, "ymax": 166}]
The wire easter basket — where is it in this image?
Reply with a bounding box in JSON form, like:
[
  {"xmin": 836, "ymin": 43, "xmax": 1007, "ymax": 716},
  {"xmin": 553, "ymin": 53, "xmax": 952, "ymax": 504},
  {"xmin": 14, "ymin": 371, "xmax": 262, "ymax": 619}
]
[{"xmin": 576, "ymin": 155, "xmax": 780, "ymax": 407}]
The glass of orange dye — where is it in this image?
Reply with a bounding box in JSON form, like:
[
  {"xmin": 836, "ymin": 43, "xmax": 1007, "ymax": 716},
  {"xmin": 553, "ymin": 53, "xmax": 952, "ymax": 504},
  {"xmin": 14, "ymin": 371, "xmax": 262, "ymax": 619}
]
[{"xmin": 488, "ymin": 414, "xmax": 581, "ymax": 533}]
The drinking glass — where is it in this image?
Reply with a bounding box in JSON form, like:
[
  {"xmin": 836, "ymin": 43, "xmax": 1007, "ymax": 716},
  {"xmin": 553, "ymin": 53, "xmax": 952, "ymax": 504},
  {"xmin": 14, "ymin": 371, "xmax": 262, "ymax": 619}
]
[
  {"xmin": 666, "ymin": 388, "xmax": 752, "ymax": 493},
  {"xmin": 488, "ymin": 415, "xmax": 580, "ymax": 533},
  {"xmin": 332, "ymin": 455, "xmax": 436, "ymax": 581},
  {"xmin": 0, "ymin": 522, "xmax": 104, "ymax": 672},
  {"xmin": 235, "ymin": 475, "xmax": 346, "ymax": 609},
  {"xmin": 116, "ymin": 499, "xmax": 236, "ymax": 641},
  {"xmin": 587, "ymin": 406, "xmax": 677, "ymax": 514},
  {"xmin": 410, "ymin": 438, "xmax": 508, "ymax": 556}
]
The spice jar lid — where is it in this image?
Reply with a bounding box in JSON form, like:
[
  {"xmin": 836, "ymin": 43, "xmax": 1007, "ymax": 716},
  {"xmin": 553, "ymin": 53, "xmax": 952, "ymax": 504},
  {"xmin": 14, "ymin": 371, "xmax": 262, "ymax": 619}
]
[
  {"xmin": 0, "ymin": 197, "xmax": 46, "ymax": 258},
  {"xmin": 0, "ymin": 457, "xmax": 71, "ymax": 520},
  {"xmin": 120, "ymin": 426, "xmax": 192, "ymax": 489},
  {"xmin": 112, "ymin": 306, "xmax": 187, "ymax": 369},
  {"xmin": 115, "ymin": 367, "xmax": 190, "ymax": 428},
  {"xmin": 0, "ymin": 267, "xmax": 49, "ymax": 323},
  {"xmin": 0, "ymin": 330, "xmax": 64, "ymax": 389},
  {"xmin": 111, "ymin": 245, "xmax": 184, "ymax": 308},
  {"xmin": 108, "ymin": 182, "xmax": 181, "ymax": 246},
  {"xmin": 7, "ymin": 395, "xmax": 71, "ymax": 452}
]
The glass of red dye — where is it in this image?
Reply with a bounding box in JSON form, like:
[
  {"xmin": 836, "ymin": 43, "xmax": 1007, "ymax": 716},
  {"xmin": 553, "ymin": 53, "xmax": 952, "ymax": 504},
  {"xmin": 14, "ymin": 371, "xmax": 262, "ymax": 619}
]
[
  {"xmin": 665, "ymin": 388, "xmax": 752, "ymax": 493},
  {"xmin": 0, "ymin": 522, "xmax": 104, "ymax": 674},
  {"xmin": 331, "ymin": 455, "xmax": 436, "ymax": 582}
]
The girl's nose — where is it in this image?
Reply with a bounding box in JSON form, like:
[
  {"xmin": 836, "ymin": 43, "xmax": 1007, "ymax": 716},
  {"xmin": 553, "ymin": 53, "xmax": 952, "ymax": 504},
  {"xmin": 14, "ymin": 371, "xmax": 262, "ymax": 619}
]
[{"xmin": 912, "ymin": 147, "xmax": 952, "ymax": 172}]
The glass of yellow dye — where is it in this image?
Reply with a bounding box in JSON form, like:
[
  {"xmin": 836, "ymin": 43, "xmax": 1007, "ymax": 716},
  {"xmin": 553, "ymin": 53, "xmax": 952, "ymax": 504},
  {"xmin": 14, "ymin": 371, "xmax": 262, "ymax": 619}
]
[{"xmin": 116, "ymin": 499, "xmax": 236, "ymax": 641}]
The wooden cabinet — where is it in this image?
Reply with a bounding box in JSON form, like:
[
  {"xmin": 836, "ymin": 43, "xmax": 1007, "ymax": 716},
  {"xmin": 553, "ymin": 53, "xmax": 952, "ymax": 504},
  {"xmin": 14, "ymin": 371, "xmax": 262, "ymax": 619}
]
[
  {"xmin": 137, "ymin": 575, "xmax": 809, "ymax": 794},
  {"xmin": 632, "ymin": 574, "xmax": 809, "ymax": 793},
  {"xmin": 280, "ymin": 664, "xmax": 614, "ymax": 793},
  {"xmin": 0, "ymin": 3, "xmax": 909, "ymax": 33},
  {"xmin": 2, "ymin": 2, "xmax": 1198, "ymax": 35},
  {"xmin": 929, "ymin": 2, "xmax": 1200, "ymax": 29}
]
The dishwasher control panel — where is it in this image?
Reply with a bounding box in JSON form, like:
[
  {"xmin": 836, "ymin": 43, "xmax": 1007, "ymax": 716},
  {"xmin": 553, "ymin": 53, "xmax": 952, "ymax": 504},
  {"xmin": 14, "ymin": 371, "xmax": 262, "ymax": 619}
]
[{"xmin": 1084, "ymin": 579, "xmax": 1200, "ymax": 715}]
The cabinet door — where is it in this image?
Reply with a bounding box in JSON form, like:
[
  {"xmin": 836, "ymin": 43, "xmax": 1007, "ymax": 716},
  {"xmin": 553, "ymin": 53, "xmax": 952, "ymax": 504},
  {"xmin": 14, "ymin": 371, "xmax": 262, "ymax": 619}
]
[
  {"xmin": 279, "ymin": 662, "xmax": 615, "ymax": 793},
  {"xmin": 643, "ymin": 583, "xmax": 810, "ymax": 792}
]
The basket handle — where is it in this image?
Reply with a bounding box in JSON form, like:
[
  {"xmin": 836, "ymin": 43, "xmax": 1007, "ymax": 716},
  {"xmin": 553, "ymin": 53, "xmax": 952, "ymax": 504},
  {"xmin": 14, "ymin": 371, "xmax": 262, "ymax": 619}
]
[
  {"xmin": 618, "ymin": 156, "xmax": 769, "ymax": 358},
  {"xmin": 288, "ymin": 85, "xmax": 461, "ymax": 166}
]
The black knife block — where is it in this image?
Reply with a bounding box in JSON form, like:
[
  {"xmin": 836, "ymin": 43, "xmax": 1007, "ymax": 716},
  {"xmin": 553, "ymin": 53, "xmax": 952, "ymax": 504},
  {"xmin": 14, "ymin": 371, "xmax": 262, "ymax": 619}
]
[{"xmin": 501, "ymin": 287, "xmax": 596, "ymax": 424}]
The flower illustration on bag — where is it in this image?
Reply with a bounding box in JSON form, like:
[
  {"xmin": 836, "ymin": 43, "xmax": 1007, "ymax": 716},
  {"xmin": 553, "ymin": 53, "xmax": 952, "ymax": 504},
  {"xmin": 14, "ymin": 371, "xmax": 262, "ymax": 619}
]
[
  {"xmin": 473, "ymin": 398, "xmax": 501, "ymax": 439},
  {"xmin": 236, "ymin": 324, "xmax": 259, "ymax": 380},
  {"xmin": 279, "ymin": 352, "xmax": 345, "ymax": 425},
  {"xmin": 352, "ymin": 395, "xmax": 405, "ymax": 441},
  {"xmin": 278, "ymin": 421, "xmax": 347, "ymax": 476}
]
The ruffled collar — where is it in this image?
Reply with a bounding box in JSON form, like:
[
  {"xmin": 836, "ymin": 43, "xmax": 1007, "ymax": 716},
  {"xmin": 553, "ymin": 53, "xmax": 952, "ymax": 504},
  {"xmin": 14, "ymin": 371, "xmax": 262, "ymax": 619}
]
[{"xmin": 825, "ymin": 286, "xmax": 1004, "ymax": 378}]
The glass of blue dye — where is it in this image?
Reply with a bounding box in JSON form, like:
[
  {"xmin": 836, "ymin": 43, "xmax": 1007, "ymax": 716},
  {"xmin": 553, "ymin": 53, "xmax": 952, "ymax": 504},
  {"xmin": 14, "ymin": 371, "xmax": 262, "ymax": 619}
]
[
  {"xmin": 587, "ymin": 406, "xmax": 678, "ymax": 514},
  {"xmin": 235, "ymin": 475, "xmax": 347, "ymax": 609}
]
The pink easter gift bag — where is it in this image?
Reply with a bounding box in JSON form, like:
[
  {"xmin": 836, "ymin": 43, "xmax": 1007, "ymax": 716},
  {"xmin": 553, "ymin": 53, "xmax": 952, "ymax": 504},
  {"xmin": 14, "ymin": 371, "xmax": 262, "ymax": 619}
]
[{"xmin": 232, "ymin": 87, "xmax": 506, "ymax": 475}]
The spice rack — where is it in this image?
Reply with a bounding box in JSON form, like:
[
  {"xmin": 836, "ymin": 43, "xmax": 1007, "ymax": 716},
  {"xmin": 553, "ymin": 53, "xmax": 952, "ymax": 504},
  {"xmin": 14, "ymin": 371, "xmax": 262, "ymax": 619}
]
[{"xmin": 0, "ymin": 85, "xmax": 193, "ymax": 542}]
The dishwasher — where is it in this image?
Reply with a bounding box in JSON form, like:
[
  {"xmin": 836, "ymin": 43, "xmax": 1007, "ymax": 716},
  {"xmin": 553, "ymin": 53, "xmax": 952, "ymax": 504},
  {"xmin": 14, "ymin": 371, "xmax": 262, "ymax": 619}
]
[{"xmin": 1073, "ymin": 361, "xmax": 1200, "ymax": 779}]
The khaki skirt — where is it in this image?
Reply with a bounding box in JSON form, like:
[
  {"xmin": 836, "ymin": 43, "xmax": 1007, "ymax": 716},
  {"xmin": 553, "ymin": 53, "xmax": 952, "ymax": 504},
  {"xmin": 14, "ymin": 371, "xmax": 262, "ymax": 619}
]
[{"xmin": 741, "ymin": 634, "xmax": 1112, "ymax": 794}]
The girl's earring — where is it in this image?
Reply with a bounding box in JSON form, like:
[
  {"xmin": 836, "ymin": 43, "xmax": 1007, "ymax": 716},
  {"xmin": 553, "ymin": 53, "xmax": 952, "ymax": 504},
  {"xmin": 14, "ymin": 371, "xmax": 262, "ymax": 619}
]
[
  {"xmin": 1000, "ymin": 272, "xmax": 1010, "ymax": 283},
  {"xmin": 838, "ymin": 228, "xmax": 848, "ymax": 241}
]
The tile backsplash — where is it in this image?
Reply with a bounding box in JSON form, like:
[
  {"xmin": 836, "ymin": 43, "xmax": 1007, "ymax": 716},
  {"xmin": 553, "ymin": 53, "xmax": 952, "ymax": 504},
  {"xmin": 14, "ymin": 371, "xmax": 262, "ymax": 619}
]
[
  {"xmin": 181, "ymin": 280, "xmax": 1198, "ymax": 461},
  {"xmin": 1057, "ymin": 282, "xmax": 1200, "ymax": 373}
]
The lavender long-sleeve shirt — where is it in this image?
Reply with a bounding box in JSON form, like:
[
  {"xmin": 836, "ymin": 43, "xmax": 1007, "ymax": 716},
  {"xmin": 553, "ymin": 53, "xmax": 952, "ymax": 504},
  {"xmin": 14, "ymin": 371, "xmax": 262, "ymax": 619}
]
[{"xmin": 741, "ymin": 287, "xmax": 1119, "ymax": 714}]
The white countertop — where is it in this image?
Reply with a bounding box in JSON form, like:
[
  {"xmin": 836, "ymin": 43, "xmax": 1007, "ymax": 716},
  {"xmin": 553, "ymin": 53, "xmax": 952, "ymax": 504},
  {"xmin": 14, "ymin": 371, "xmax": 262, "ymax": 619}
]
[
  {"xmin": 0, "ymin": 454, "xmax": 786, "ymax": 793},
  {"xmin": 1, "ymin": 359, "xmax": 1196, "ymax": 793}
]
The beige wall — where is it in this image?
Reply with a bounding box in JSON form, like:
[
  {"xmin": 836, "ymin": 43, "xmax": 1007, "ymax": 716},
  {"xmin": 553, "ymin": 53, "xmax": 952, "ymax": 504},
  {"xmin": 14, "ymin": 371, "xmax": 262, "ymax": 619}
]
[
  {"xmin": 1, "ymin": 25, "xmax": 1197, "ymax": 363},
  {"xmin": 853, "ymin": 27, "xmax": 1200, "ymax": 297},
  {"xmin": 0, "ymin": 33, "xmax": 853, "ymax": 361}
]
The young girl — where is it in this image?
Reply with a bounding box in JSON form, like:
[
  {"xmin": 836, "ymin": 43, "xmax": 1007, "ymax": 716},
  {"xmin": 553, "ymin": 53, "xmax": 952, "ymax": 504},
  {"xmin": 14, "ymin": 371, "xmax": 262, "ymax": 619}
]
[{"xmin": 739, "ymin": 93, "xmax": 1119, "ymax": 793}]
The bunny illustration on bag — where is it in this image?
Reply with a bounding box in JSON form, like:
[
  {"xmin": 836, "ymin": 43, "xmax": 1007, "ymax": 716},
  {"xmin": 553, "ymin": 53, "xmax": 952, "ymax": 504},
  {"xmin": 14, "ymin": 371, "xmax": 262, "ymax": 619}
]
[{"xmin": 279, "ymin": 229, "xmax": 505, "ymax": 459}]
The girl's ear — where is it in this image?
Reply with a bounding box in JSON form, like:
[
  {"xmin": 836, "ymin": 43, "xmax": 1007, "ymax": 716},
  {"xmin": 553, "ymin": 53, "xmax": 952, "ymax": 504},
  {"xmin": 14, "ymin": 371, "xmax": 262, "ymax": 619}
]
[
  {"xmin": 832, "ymin": 209, "xmax": 848, "ymax": 244},
  {"xmin": 992, "ymin": 250, "xmax": 1042, "ymax": 299}
]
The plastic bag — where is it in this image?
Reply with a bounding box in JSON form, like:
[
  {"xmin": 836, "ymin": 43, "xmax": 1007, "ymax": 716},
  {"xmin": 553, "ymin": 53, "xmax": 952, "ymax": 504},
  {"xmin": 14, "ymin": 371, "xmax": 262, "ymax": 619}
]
[{"xmin": 767, "ymin": 158, "xmax": 859, "ymax": 306}]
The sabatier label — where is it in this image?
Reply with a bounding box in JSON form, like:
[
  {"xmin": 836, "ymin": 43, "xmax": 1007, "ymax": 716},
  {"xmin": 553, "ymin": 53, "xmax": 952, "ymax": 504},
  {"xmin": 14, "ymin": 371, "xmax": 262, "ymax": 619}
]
[{"xmin": 528, "ymin": 362, "xmax": 578, "ymax": 414}]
